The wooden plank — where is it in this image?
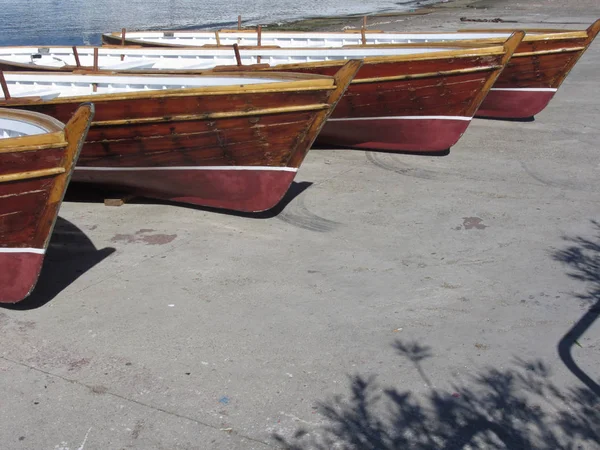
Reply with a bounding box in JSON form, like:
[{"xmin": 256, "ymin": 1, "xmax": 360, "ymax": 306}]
[{"xmin": 104, "ymin": 194, "xmax": 136, "ymax": 207}]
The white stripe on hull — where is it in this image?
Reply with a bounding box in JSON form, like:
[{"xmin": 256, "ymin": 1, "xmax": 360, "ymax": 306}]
[
  {"xmin": 328, "ymin": 115, "xmax": 472, "ymax": 122},
  {"xmin": 0, "ymin": 247, "xmax": 45, "ymax": 254},
  {"xmin": 490, "ymin": 88, "xmax": 558, "ymax": 92},
  {"xmin": 75, "ymin": 166, "xmax": 298, "ymax": 172}
]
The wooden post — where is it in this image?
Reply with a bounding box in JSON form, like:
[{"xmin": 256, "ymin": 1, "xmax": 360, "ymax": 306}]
[
  {"xmin": 92, "ymin": 47, "xmax": 99, "ymax": 92},
  {"xmin": 0, "ymin": 70, "xmax": 11, "ymax": 100},
  {"xmin": 121, "ymin": 28, "xmax": 126, "ymax": 60},
  {"xmin": 93, "ymin": 47, "xmax": 99, "ymax": 71},
  {"xmin": 72, "ymin": 46, "xmax": 81, "ymax": 67},
  {"xmin": 361, "ymin": 16, "xmax": 367, "ymax": 45},
  {"xmin": 233, "ymin": 43, "xmax": 242, "ymax": 66},
  {"xmin": 238, "ymin": 15, "xmax": 242, "ymax": 30},
  {"xmin": 257, "ymin": 25, "xmax": 262, "ymax": 63},
  {"xmin": 215, "ymin": 31, "xmax": 221, "ymax": 46}
]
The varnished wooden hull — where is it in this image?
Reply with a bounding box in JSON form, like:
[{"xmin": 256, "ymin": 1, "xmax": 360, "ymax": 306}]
[
  {"xmin": 259, "ymin": 40, "xmax": 520, "ymax": 151},
  {"xmin": 103, "ymin": 20, "xmax": 599, "ymax": 119},
  {"xmin": 1, "ymin": 66, "xmax": 360, "ymax": 212},
  {"xmin": 0, "ymin": 106, "xmax": 93, "ymax": 303},
  {"xmin": 478, "ymin": 29, "xmax": 598, "ymax": 118},
  {"xmin": 0, "ymin": 43, "xmax": 517, "ymax": 152}
]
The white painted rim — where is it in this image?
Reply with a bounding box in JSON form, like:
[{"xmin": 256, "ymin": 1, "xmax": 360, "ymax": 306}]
[
  {"xmin": 328, "ymin": 115, "xmax": 472, "ymax": 122},
  {"xmin": 75, "ymin": 166, "xmax": 298, "ymax": 172},
  {"xmin": 0, "ymin": 247, "xmax": 45, "ymax": 254},
  {"xmin": 491, "ymin": 88, "xmax": 558, "ymax": 92}
]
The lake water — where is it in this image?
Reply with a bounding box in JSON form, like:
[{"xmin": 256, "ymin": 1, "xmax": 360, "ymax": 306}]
[{"xmin": 0, "ymin": 0, "xmax": 441, "ymax": 46}]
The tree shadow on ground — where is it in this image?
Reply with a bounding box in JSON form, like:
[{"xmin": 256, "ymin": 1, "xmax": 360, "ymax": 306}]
[
  {"xmin": 275, "ymin": 341, "xmax": 599, "ymax": 449},
  {"xmin": 553, "ymin": 220, "xmax": 600, "ymax": 396},
  {"xmin": 275, "ymin": 222, "xmax": 600, "ymax": 449}
]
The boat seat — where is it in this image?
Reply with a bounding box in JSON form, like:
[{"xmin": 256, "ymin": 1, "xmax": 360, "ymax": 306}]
[
  {"xmin": 7, "ymin": 89, "xmax": 61, "ymax": 100},
  {"xmin": 101, "ymin": 60, "xmax": 156, "ymax": 70}
]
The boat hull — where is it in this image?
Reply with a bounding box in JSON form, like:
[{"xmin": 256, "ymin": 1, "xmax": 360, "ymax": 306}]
[
  {"xmin": 475, "ymin": 28, "xmax": 598, "ymax": 118},
  {"xmin": 265, "ymin": 48, "xmax": 510, "ymax": 152},
  {"xmin": 102, "ymin": 23, "xmax": 600, "ymax": 120},
  {"xmin": 0, "ymin": 106, "xmax": 93, "ymax": 303},
  {"xmin": 3, "ymin": 66, "xmax": 360, "ymax": 213}
]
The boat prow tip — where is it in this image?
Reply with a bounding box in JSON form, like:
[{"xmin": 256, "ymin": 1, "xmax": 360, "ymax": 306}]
[{"xmin": 586, "ymin": 18, "xmax": 600, "ymax": 42}]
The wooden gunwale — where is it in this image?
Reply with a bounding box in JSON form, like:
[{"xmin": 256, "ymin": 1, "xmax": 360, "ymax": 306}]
[
  {"xmin": 91, "ymin": 104, "xmax": 331, "ymax": 127},
  {"xmin": 511, "ymin": 47, "xmax": 586, "ymax": 58},
  {"xmin": 0, "ymin": 167, "xmax": 65, "ymax": 183},
  {"xmin": 350, "ymin": 64, "xmax": 502, "ymax": 84},
  {"xmin": 0, "ymin": 137, "xmax": 67, "ymax": 153}
]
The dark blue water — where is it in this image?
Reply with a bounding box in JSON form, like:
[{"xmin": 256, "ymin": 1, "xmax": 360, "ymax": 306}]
[{"xmin": 0, "ymin": 0, "xmax": 441, "ymax": 46}]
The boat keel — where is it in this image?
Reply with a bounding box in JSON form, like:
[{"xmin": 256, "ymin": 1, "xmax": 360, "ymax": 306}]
[
  {"xmin": 477, "ymin": 89, "xmax": 557, "ymax": 119},
  {"xmin": 317, "ymin": 117, "xmax": 472, "ymax": 152},
  {"xmin": 0, "ymin": 250, "xmax": 45, "ymax": 304},
  {"xmin": 73, "ymin": 166, "xmax": 298, "ymax": 213}
]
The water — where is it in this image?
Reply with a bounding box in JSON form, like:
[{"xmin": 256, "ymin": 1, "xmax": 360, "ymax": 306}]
[{"xmin": 0, "ymin": 0, "xmax": 442, "ymax": 46}]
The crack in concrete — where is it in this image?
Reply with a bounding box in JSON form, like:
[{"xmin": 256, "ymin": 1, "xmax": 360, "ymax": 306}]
[{"xmin": 0, "ymin": 355, "xmax": 276, "ymax": 449}]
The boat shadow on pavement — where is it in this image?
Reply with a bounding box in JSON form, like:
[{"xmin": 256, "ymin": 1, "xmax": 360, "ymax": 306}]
[
  {"xmin": 274, "ymin": 221, "xmax": 600, "ymax": 449},
  {"xmin": 66, "ymin": 181, "xmax": 314, "ymax": 219},
  {"xmin": 1, "ymin": 217, "xmax": 115, "ymax": 311}
]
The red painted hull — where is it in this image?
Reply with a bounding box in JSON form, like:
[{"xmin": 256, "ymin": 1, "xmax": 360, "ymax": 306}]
[
  {"xmin": 0, "ymin": 105, "xmax": 93, "ymax": 304},
  {"xmin": 73, "ymin": 167, "xmax": 297, "ymax": 212},
  {"xmin": 317, "ymin": 117, "xmax": 471, "ymax": 152},
  {"xmin": 0, "ymin": 251, "xmax": 45, "ymax": 304},
  {"xmin": 477, "ymin": 89, "xmax": 557, "ymax": 119}
]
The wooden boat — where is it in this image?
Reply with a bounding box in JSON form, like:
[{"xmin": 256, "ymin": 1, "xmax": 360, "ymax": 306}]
[
  {"xmin": 0, "ymin": 105, "xmax": 93, "ymax": 304},
  {"xmin": 0, "ymin": 64, "xmax": 360, "ymax": 212},
  {"xmin": 0, "ymin": 35, "xmax": 522, "ymax": 152},
  {"xmin": 102, "ymin": 19, "xmax": 600, "ymax": 119}
]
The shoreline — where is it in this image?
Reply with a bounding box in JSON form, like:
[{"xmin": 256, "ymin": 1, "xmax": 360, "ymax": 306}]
[
  {"xmin": 227, "ymin": 0, "xmax": 596, "ymax": 33},
  {"xmin": 231, "ymin": 0, "xmax": 480, "ymax": 32}
]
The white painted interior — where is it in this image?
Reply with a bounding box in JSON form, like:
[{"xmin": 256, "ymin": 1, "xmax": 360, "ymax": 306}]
[
  {"xmin": 0, "ymin": 45, "xmax": 465, "ymax": 71},
  {"xmin": 101, "ymin": 30, "xmax": 520, "ymax": 47},
  {"xmin": 0, "ymin": 117, "xmax": 54, "ymax": 138},
  {"xmin": 0, "ymin": 73, "xmax": 297, "ymax": 100}
]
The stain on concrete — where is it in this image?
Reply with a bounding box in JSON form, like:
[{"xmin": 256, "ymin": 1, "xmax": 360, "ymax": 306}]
[
  {"xmin": 462, "ymin": 217, "xmax": 488, "ymax": 230},
  {"xmin": 132, "ymin": 420, "xmax": 144, "ymax": 439},
  {"xmin": 111, "ymin": 229, "xmax": 177, "ymax": 245},
  {"xmin": 90, "ymin": 385, "xmax": 108, "ymax": 395},
  {"xmin": 16, "ymin": 320, "xmax": 36, "ymax": 333},
  {"xmin": 68, "ymin": 358, "xmax": 91, "ymax": 372}
]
